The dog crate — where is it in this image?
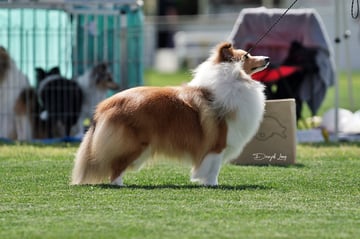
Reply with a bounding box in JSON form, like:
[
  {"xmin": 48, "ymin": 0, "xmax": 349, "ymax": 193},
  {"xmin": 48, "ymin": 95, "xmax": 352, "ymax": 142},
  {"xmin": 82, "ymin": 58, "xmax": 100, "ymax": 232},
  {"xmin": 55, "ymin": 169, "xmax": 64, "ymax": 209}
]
[{"xmin": 0, "ymin": 0, "xmax": 144, "ymax": 141}]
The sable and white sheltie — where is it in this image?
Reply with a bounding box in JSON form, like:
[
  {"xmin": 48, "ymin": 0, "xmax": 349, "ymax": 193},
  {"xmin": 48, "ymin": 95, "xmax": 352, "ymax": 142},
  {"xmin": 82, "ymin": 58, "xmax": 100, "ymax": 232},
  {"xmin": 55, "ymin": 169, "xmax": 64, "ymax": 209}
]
[{"xmin": 71, "ymin": 42, "xmax": 269, "ymax": 186}]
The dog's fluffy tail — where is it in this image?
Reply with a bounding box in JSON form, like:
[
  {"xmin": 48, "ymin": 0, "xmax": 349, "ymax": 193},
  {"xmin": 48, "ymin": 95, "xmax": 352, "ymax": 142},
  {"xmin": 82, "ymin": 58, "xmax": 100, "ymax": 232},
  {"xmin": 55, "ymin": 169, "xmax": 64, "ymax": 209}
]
[{"xmin": 71, "ymin": 125, "xmax": 110, "ymax": 185}]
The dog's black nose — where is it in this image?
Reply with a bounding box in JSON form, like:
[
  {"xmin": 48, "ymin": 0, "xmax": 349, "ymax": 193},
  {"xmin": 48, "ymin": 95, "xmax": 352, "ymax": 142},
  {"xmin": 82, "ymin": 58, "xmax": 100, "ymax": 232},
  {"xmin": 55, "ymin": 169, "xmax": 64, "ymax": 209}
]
[{"xmin": 264, "ymin": 57, "xmax": 270, "ymax": 63}]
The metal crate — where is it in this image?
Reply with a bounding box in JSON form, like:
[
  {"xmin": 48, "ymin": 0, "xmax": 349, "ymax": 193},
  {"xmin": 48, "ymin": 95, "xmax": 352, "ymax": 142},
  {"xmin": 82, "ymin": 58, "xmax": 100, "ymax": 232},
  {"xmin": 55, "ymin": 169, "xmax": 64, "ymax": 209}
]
[{"xmin": 0, "ymin": 0, "xmax": 144, "ymax": 141}]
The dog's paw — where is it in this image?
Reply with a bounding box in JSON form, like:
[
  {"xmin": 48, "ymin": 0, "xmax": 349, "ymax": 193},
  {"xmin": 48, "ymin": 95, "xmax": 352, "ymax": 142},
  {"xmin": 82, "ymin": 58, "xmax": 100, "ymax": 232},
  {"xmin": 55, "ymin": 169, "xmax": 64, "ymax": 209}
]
[
  {"xmin": 203, "ymin": 178, "xmax": 218, "ymax": 187},
  {"xmin": 111, "ymin": 176, "xmax": 124, "ymax": 186},
  {"xmin": 191, "ymin": 176, "xmax": 218, "ymax": 186}
]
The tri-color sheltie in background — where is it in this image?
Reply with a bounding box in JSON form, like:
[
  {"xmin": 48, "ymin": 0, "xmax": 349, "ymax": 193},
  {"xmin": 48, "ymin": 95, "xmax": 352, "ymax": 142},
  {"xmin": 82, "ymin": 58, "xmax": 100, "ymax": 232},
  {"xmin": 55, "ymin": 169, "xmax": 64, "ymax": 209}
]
[
  {"xmin": 0, "ymin": 46, "xmax": 32, "ymax": 141},
  {"xmin": 71, "ymin": 42, "xmax": 269, "ymax": 186},
  {"xmin": 32, "ymin": 63, "xmax": 118, "ymax": 138},
  {"xmin": 35, "ymin": 66, "xmax": 84, "ymax": 138},
  {"xmin": 0, "ymin": 46, "xmax": 119, "ymax": 140}
]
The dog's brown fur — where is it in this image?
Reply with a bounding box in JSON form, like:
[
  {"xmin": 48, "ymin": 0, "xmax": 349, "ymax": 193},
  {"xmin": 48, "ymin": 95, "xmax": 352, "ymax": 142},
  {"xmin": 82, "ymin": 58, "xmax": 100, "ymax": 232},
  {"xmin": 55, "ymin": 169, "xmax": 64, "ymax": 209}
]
[
  {"xmin": 71, "ymin": 42, "xmax": 269, "ymax": 186},
  {"xmin": 72, "ymin": 86, "xmax": 227, "ymax": 184}
]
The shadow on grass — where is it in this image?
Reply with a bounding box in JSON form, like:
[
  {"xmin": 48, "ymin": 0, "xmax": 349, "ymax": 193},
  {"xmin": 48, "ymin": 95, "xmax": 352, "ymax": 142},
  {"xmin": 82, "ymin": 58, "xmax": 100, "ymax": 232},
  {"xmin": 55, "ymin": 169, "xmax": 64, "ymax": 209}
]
[{"xmin": 93, "ymin": 184, "xmax": 271, "ymax": 191}]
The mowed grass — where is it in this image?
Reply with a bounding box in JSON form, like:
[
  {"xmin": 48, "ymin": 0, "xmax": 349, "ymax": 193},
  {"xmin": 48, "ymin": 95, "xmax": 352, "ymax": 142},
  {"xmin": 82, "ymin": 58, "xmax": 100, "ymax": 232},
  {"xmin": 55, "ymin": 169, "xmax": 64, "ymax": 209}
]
[
  {"xmin": 1, "ymin": 70, "xmax": 359, "ymax": 238},
  {"xmin": 0, "ymin": 143, "xmax": 360, "ymax": 239}
]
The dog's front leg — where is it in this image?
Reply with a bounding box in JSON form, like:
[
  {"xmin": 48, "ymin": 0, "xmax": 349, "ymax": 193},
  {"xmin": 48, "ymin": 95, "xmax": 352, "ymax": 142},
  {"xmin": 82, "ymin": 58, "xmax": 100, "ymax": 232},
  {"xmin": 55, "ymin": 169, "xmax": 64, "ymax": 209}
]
[{"xmin": 191, "ymin": 153, "xmax": 223, "ymax": 186}]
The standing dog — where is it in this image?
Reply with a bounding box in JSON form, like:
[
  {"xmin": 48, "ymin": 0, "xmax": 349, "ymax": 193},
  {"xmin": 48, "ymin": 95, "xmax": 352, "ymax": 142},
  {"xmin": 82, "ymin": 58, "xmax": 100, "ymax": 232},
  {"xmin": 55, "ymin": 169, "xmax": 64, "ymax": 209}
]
[
  {"xmin": 34, "ymin": 63, "xmax": 117, "ymax": 138},
  {"xmin": 36, "ymin": 67, "xmax": 84, "ymax": 138},
  {"xmin": 71, "ymin": 42, "xmax": 269, "ymax": 186},
  {"xmin": 0, "ymin": 46, "xmax": 31, "ymax": 140}
]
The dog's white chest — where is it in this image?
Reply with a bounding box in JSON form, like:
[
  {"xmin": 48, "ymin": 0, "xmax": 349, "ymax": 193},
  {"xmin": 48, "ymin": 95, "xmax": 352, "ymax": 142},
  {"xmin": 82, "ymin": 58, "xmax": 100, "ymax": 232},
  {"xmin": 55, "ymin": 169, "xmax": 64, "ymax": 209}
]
[{"xmin": 222, "ymin": 90, "xmax": 265, "ymax": 162}]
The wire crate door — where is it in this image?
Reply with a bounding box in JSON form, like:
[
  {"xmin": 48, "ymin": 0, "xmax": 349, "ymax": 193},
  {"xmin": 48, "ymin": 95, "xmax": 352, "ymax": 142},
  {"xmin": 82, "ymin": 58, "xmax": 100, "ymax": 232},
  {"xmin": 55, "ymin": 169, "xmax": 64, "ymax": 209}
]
[{"xmin": 73, "ymin": 7, "xmax": 144, "ymax": 91}]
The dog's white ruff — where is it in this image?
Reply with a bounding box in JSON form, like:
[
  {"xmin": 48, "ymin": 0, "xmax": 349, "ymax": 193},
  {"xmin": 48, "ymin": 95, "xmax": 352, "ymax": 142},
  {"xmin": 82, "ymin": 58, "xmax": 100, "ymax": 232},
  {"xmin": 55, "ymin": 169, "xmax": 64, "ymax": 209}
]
[{"xmin": 189, "ymin": 60, "xmax": 265, "ymax": 184}]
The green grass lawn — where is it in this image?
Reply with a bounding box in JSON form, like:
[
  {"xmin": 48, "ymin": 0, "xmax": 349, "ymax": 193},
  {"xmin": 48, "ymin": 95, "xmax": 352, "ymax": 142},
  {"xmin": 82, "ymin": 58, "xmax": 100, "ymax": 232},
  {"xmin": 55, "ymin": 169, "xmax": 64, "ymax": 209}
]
[
  {"xmin": 0, "ymin": 143, "xmax": 359, "ymax": 239},
  {"xmin": 0, "ymin": 69, "xmax": 359, "ymax": 238}
]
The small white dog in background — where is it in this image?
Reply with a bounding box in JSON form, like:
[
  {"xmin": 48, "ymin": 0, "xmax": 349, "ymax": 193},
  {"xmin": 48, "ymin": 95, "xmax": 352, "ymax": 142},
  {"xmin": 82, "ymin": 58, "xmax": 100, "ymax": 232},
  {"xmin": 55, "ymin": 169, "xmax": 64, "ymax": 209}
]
[{"xmin": 0, "ymin": 46, "xmax": 31, "ymax": 141}]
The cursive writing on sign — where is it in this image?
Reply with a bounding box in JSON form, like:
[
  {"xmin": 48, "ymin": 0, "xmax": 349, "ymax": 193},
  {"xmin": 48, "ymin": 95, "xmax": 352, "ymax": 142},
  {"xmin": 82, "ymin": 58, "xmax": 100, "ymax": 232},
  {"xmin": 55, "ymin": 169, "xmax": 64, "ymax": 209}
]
[{"xmin": 252, "ymin": 153, "xmax": 287, "ymax": 162}]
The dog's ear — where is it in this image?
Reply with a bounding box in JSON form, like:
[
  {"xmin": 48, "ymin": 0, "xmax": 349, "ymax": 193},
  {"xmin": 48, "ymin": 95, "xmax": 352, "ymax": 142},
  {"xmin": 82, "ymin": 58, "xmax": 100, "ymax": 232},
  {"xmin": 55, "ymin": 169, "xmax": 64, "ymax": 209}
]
[
  {"xmin": 0, "ymin": 47, "xmax": 10, "ymax": 72},
  {"xmin": 215, "ymin": 42, "xmax": 234, "ymax": 63},
  {"xmin": 0, "ymin": 46, "xmax": 8, "ymax": 55},
  {"xmin": 290, "ymin": 41, "xmax": 302, "ymax": 50},
  {"xmin": 91, "ymin": 63, "xmax": 109, "ymax": 84},
  {"xmin": 48, "ymin": 67, "xmax": 61, "ymax": 75},
  {"xmin": 93, "ymin": 62, "xmax": 108, "ymax": 73},
  {"xmin": 99, "ymin": 62, "xmax": 108, "ymax": 70},
  {"xmin": 35, "ymin": 68, "xmax": 46, "ymax": 81}
]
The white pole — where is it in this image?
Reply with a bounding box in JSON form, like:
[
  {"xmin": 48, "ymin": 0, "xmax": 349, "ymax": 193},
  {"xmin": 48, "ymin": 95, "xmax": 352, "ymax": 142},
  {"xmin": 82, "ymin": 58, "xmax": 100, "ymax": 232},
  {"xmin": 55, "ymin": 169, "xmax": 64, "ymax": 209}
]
[
  {"xmin": 342, "ymin": 2, "xmax": 354, "ymax": 110},
  {"xmin": 334, "ymin": 0, "xmax": 341, "ymax": 142}
]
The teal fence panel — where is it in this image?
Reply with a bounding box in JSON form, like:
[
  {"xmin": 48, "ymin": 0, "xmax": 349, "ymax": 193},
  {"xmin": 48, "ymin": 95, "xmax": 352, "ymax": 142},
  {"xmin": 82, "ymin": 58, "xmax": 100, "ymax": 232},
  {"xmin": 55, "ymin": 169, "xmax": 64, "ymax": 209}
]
[
  {"xmin": 0, "ymin": 2, "xmax": 144, "ymax": 141},
  {"xmin": 0, "ymin": 8, "xmax": 72, "ymax": 86},
  {"xmin": 0, "ymin": 4, "xmax": 143, "ymax": 89},
  {"xmin": 73, "ymin": 5, "xmax": 144, "ymax": 89}
]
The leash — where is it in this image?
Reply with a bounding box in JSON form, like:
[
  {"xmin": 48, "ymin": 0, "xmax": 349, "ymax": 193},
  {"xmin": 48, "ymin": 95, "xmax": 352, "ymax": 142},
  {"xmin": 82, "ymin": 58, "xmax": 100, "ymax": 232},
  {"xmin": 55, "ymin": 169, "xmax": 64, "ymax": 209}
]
[
  {"xmin": 245, "ymin": 0, "xmax": 298, "ymax": 56},
  {"xmin": 352, "ymin": 0, "xmax": 359, "ymax": 19},
  {"xmin": 245, "ymin": 0, "xmax": 360, "ymax": 55}
]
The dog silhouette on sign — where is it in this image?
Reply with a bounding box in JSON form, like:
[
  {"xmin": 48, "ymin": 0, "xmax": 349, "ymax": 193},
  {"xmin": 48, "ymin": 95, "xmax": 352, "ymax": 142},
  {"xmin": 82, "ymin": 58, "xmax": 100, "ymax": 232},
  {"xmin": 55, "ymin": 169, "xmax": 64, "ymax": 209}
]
[{"xmin": 255, "ymin": 116, "xmax": 287, "ymax": 141}]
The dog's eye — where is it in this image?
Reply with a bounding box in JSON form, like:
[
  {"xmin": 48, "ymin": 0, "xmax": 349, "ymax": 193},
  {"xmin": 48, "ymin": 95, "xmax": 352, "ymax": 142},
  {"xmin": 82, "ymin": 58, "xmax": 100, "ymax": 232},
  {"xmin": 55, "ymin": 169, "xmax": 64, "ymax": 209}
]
[{"xmin": 243, "ymin": 54, "xmax": 249, "ymax": 60}]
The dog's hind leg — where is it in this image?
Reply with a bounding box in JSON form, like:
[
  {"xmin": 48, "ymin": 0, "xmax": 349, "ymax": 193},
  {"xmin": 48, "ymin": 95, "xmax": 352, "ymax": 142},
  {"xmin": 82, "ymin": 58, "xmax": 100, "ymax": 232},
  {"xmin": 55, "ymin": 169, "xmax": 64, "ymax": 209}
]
[
  {"xmin": 111, "ymin": 172, "xmax": 124, "ymax": 186},
  {"xmin": 191, "ymin": 153, "xmax": 223, "ymax": 186},
  {"xmin": 110, "ymin": 146, "xmax": 151, "ymax": 186}
]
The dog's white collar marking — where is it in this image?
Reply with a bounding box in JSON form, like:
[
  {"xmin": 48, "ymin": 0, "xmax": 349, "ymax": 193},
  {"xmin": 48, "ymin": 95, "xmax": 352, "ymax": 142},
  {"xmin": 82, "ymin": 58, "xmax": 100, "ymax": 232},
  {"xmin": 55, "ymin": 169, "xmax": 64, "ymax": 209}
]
[
  {"xmin": 189, "ymin": 61, "xmax": 263, "ymax": 116},
  {"xmin": 189, "ymin": 59, "xmax": 265, "ymax": 163}
]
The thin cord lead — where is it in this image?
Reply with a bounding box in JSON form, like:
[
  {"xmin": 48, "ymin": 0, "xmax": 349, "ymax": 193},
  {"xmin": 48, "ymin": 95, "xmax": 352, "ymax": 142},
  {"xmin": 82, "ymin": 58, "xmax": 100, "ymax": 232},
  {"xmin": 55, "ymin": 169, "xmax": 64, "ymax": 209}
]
[{"xmin": 245, "ymin": 0, "xmax": 298, "ymax": 56}]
